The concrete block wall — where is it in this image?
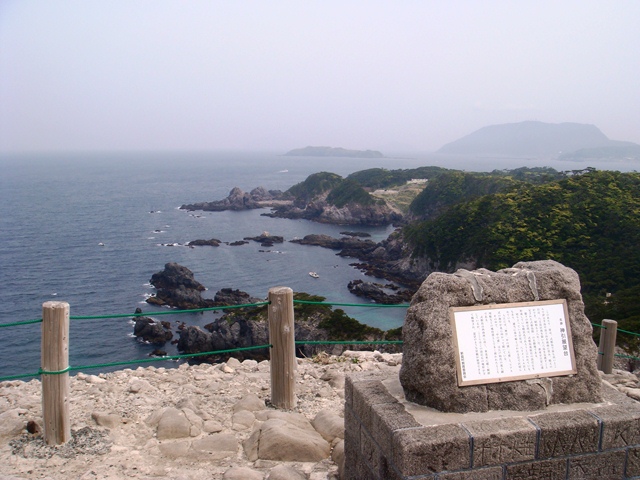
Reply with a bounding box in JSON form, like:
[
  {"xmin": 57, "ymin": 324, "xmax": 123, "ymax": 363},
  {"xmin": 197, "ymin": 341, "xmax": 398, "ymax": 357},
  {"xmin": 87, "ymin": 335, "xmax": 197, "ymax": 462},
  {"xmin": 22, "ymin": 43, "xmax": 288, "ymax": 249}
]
[{"xmin": 345, "ymin": 373, "xmax": 640, "ymax": 479}]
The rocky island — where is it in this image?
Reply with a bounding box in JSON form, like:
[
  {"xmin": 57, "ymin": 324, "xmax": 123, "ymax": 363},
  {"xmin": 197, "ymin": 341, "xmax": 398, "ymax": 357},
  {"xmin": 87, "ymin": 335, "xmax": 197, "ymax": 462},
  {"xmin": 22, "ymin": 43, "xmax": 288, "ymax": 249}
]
[
  {"xmin": 284, "ymin": 146, "xmax": 384, "ymax": 158},
  {"xmin": 181, "ymin": 172, "xmax": 402, "ymax": 226},
  {"xmin": 180, "ymin": 187, "xmax": 291, "ymax": 212}
]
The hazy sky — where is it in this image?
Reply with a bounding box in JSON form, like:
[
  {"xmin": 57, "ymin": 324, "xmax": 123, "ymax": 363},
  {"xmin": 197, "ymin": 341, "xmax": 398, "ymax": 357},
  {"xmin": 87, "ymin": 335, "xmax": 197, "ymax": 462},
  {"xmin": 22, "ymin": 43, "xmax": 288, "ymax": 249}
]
[{"xmin": 1, "ymin": 1, "xmax": 639, "ymax": 153}]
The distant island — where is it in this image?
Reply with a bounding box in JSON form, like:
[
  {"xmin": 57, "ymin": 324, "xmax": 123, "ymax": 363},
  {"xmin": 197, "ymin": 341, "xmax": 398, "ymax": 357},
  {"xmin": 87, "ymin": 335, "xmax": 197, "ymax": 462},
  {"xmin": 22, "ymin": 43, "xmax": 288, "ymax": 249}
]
[
  {"xmin": 284, "ymin": 146, "xmax": 385, "ymax": 158},
  {"xmin": 559, "ymin": 144, "xmax": 640, "ymax": 161},
  {"xmin": 437, "ymin": 121, "xmax": 639, "ymax": 158}
]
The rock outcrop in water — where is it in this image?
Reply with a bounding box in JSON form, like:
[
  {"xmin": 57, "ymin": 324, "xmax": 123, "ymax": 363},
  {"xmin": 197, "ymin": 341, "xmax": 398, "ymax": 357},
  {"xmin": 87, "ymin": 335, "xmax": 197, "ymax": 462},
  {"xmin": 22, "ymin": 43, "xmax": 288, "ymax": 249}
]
[
  {"xmin": 213, "ymin": 288, "xmax": 261, "ymax": 306},
  {"xmin": 180, "ymin": 187, "xmax": 290, "ymax": 212},
  {"xmin": 177, "ymin": 302, "xmax": 401, "ymax": 362},
  {"xmin": 187, "ymin": 238, "xmax": 221, "ymax": 247},
  {"xmin": 265, "ymin": 200, "xmax": 401, "ymax": 226},
  {"xmin": 142, "ymin": 264, "xmax": 401, "ymax": 361},
  {"xmin": 146, "ymin": 263, "xmax": 264, "ymax": 311},
  {"xmin": 291, "ymin": 231, "xmax": 432, "ymax": 289},
  {"xmin": 146, "ymin": 263, "xmax": 215, "ymax": 310},
  {"xmin": 133, "ymin": 316, "xmax": 174, "ymax": 345},
  {"xmin": 347, "ymin": 280, "xmax": 413, "ymax": 304},
  {"xmin": 179, "ymin": 173, "xmax": 402, "ymax": 226}
]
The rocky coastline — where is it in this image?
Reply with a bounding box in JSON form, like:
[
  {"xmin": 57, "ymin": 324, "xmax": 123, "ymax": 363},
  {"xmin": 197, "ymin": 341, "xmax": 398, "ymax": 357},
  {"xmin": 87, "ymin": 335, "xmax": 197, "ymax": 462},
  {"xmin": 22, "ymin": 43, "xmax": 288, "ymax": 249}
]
[
  {"xmin": 141, "ymin": 263, "xmax": 402, "ymax": 361},
  {"xmin": 180, "ymin": 180, "xmax": 402, "ymax": 227},
  {"xmin": 180, "ymin": 187, "xmax": 291, "ymax": 213}
]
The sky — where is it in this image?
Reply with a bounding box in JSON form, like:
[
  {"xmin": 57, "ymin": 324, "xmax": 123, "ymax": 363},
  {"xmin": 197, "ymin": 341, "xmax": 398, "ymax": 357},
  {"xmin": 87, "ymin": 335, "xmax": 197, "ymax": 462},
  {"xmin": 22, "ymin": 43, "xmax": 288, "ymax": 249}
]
[{"xmin": 1, "ymin": 1, "xmax": 639, "ymax": 154}]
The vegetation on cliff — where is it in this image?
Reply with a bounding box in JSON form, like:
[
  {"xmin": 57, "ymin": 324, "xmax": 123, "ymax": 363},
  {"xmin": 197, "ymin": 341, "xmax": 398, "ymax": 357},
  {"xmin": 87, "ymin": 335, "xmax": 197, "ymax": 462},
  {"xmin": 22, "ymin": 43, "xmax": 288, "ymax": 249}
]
[
  {"xmin": 286, "ymin": 173, "xmax": 379, "ymax": 208},
  {"xmin": 287, "ymin": 172, "xmax": 343, "ymax": 202},
  {"xmin": 408, "ymin": 171, "xmax": 518, "ymax": 221},
  {"xmin": 346, "ymin": 166, "xmax": 449, "ymax": 189},
  {"xmin": 407, "ymin": 167, "xmax": 566, "ymax": 221},
  {"xmin": 325, "ymin": 179, "xmax": 379, "ymax": 208},
  {"xmin": 272, "ymin": 172, "xmax": 400, "ymax": 225},
  {"xmin": 403, "ymin": 169, "xmax": 640, "ymax": 327}
]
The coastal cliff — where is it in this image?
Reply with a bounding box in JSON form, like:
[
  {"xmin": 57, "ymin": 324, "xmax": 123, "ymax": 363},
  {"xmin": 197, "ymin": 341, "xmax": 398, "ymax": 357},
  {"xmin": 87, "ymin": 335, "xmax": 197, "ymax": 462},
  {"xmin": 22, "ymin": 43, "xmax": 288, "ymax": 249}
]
[
  {"xmin": 142, "ymin": 263, "xmax": 401, "ymax": 358},
  {"xmin": 181, "ymin": 173, "xmax": 402, "ymax": 226}
]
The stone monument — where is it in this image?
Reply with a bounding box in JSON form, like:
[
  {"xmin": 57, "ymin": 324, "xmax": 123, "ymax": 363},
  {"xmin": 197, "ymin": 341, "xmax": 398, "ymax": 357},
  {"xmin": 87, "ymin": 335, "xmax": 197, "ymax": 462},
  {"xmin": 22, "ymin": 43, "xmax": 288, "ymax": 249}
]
[
  {"xmin": 344, "ymin": 260, "xmax": 640, "ymax": 479},
  {"xmin": 400, "ymin": 260, "xmax": 602, "ymax": 413}
]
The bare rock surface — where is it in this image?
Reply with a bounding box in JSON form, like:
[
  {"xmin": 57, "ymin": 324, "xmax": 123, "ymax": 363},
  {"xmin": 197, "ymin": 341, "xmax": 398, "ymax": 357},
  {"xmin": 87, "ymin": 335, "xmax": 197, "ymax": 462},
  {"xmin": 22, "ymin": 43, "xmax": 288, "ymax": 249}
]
[{"xmin": 0, "ymin": 351, "xmax": 400, "ymax": 479}]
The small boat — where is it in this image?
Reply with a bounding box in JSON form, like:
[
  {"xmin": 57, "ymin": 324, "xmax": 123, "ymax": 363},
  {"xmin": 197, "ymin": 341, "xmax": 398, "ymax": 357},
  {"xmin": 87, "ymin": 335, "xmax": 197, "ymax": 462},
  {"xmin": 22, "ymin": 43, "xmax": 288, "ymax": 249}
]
[
  {"xmin": 98, "ymin": 242, "xmax": 105, "ymax": 246},
  {"xmin": 309, "ymin": 272, "xmax": 319, "ymax": 278}
]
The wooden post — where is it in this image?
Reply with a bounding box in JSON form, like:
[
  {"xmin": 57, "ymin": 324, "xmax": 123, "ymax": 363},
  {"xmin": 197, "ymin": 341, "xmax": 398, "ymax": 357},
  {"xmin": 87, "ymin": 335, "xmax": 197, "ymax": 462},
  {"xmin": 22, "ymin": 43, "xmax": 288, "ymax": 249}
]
[
  {"xmin": 597, "ymin": 318, "xmax": 617, "ymax": 374},
  {"xmin": 268, "ymin": 286, "xmax": 296, "ymax": 409},
  {"xmin": 41, "ymin": 301, "xmax": 71, "ymax": 445}
]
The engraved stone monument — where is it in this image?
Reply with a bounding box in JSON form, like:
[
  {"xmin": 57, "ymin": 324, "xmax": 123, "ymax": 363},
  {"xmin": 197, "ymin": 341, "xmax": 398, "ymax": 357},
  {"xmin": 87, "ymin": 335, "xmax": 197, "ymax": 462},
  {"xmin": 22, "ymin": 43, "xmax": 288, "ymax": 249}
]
[
  {"xmin": 344, "ymin": 260, "xmax": 640, "ymax": 479},
  {"xmin": 400, "ymin": 260, "xmax": 602, "ymax": 412}
]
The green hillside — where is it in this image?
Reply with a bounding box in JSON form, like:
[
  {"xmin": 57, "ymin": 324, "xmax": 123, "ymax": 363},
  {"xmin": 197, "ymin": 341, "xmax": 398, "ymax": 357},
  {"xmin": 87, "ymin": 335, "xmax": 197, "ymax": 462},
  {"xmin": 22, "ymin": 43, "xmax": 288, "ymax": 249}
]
[
  {"xmin": 325, "ymin": 179, "xmax": 379, "ymax": 208},
  {"xmin": 404, "ymin": 170, "xmax": 640, "ymax": 326},
  {"xmin": 286, "ymin": 172, "xmax": 343, "ymax": 203},
  {"xmin": 347, "ymin": 166, "xmax": 449, "ymax": 189},
  {"xmin": 408, "ymin": 167, "xmax": 567, "ymax": 220}
]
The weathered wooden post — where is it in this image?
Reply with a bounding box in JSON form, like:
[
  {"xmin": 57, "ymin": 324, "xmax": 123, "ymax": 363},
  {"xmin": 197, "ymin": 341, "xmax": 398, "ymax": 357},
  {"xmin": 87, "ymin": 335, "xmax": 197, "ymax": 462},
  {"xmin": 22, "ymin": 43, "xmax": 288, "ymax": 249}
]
[
  {"xmin": 41, "ymin": 301, "xmax": 71, "ymax": 445},
  {"xmin": 268, "ymin": 286, "xmax": 296, "ymax": 409},
  {"xmin": 597, "ymin": 318, "xmax": 618, "ymax": 374}
]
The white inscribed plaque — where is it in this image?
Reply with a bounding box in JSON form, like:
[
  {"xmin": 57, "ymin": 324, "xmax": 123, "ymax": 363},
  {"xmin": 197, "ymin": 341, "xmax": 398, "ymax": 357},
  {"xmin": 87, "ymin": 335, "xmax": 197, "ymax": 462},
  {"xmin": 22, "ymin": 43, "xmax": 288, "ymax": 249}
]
[{"xmin": 450, "ymin": 299, "xmax": 576, "ymax": 386}]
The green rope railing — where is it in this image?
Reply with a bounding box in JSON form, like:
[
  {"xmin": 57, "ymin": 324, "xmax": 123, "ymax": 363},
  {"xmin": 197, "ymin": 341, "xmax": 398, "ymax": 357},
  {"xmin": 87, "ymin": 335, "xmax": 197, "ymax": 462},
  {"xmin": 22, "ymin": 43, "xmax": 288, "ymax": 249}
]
[
  {"xmin": 592, "ymin": 322, "xmax": 640, "ymax": 338},
  {"xmin": 0, "ymin": 318, "xmax": 43, "ymax": 328},
  {"xmin": 296, "ymin": 340, "xmax": 403, "ymax": 345},
  {"xmin": 293, "ymin": 300, "xmax": 410, "ymax": 308},
  {"xmin": 615, "ymin": 352, "xmax": 640, "ymax": 362},
  {"xmin": 10, "ymin": 296, "xmax": 640, "ymax": 382},
  {"xmin": 0, "ymin": 302, "xmax": 270, "ymax": 328},
  {"xmin": 0, "ymin": 344, "xmax": 273, "ymax": 382},
  {"xmin": 0, "ymin": 298, "xmax": 411, "ymax": 382},
  {"xmin": 0, "ymin": 299, "xmax": 408, "ymax": 328},
  {"xmin": 615, "ymin": 327, "xmax": 640, "ymax": 338},
  {"xmin": 70, "ymin": 301, "xmax": 270, "ymax": 320}
]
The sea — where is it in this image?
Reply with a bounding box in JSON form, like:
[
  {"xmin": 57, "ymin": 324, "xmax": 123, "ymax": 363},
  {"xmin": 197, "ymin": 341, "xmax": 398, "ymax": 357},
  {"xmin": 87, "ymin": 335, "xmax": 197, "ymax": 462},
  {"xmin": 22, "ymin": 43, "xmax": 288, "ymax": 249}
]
[{"xmin": 1, "ymin": 150, "xmax": 638, "ymax": 379}]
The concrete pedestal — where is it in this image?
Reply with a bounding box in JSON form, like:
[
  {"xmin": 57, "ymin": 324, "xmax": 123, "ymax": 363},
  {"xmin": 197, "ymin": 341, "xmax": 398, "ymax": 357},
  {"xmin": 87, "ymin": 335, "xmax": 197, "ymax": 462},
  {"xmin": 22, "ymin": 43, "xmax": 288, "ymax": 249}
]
[{"xmin": 345, "ymin": 371, "xmax": 640, "ymax": 479}]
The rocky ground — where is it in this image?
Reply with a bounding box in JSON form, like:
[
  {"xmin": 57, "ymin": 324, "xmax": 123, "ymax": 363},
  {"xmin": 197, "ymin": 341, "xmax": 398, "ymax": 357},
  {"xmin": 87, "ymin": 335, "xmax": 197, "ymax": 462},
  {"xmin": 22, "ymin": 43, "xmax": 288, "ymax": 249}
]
[
  {"xmin": 0, "ymin": 351, "xmax": 401, "ymax": 480},
  {"xmin": 2, "ymin": 349, "xmax": 640, "ymax": 480}
]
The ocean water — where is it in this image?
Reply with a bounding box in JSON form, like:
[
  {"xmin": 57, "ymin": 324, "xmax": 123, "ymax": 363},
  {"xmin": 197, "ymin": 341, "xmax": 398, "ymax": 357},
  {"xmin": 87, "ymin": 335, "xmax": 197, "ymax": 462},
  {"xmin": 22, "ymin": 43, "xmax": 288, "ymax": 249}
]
[{"xmin": 1, "ymin": 151, "xmax": 638, "ymax": 378}]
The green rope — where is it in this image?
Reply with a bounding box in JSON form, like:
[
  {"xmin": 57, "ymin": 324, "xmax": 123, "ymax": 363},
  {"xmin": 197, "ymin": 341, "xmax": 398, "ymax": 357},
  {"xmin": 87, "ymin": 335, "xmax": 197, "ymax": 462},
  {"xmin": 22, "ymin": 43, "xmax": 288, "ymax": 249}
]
[
  {"xmin": 0, "ymin": 318, "xmax": 43, "ymax": 328},
  {"xmin": 615, "ymin": 327, "xmax": 640, "ymax": 338},
  {"xmin": 296, "ymin": 340, "xmax": 403, "ymax": 345},
  {"xmin": 614, "ymin": 352, "xmax": 640, "ymax": 361},
  {"xmin": 592, "ymin": 322, "xmax": 640, "ymax": 338},
  {"xmin": 39, "ymin": 366, "xmax": 71, "ymax": 375},
  {"xmin": 0, "ymin": 302, "xmax": 270, "ymax": 330},
  {"xmin": 0, "ymin": 372, "xmax": 41, "ymax": 382},
  {"xmin": 67, "ymin": 345, "xmax": 273, "ymax": 373},
  {"xmin": 293, "ymin": 300, "xmax": 410, "ymax": 308},
  {"xmin": 0, "ymin": 345, "xmax": 273, "ymax": 382},
  {"xmin": 70, "ymin": 301, "xmax": 270, "ymax": 320}
]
